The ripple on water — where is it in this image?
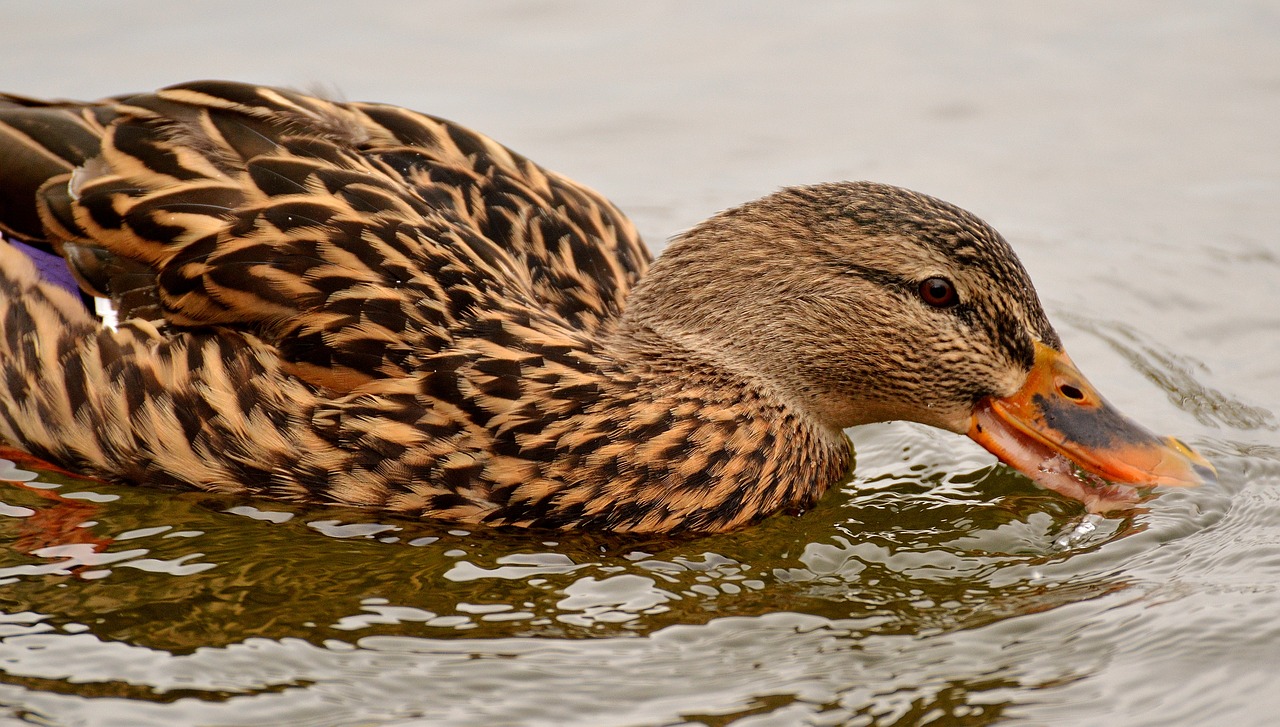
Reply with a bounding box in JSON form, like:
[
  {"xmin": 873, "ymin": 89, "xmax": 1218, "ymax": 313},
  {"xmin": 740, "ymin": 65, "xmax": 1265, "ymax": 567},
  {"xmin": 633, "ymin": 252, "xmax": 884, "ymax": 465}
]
[{"xmin": 1062, "ymin": 314, "xmax": 1277, "ymax": 434}]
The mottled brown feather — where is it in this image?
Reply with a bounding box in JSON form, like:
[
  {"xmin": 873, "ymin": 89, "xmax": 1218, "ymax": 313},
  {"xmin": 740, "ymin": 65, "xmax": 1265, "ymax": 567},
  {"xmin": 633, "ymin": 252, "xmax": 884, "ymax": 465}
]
[{"xmin": 0, "ymin": 81, "xmax": 1059, "ymax": 533}]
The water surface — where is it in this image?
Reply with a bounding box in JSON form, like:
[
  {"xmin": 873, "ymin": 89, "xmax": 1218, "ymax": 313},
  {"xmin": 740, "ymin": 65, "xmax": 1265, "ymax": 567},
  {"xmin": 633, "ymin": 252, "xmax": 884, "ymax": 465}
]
[{"xmin": 0, "ymin": 2, "xmax": 1277, "ymax": 725}]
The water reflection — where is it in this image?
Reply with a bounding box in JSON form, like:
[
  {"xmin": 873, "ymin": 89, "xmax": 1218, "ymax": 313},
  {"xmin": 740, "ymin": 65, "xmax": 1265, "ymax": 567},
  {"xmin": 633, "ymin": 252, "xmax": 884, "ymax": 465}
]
[{"xmin": 0, "ymin": 421, "xmax": 1143, "ymax": 651}]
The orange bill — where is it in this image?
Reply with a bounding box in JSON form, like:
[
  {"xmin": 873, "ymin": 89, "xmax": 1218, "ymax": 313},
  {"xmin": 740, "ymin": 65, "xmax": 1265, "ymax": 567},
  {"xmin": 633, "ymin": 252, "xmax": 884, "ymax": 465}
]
[{"xmin": 967, "ymin": 341, "xmax": 1215, "ymax": 512}]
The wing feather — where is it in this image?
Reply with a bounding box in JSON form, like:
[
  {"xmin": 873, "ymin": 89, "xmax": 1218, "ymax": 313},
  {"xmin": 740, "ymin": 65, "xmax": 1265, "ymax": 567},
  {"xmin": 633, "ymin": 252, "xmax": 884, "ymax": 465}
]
[{"xmin": 0, "ymin": 81, "xmax": 649, "ymax": 391}]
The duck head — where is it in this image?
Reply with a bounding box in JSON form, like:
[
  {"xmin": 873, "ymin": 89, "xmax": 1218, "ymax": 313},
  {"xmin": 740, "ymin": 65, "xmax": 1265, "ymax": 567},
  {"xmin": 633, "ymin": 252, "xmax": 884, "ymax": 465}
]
[{"xmin": 622, "ymin": 181, "xmax": 1213, "ymax": 511}]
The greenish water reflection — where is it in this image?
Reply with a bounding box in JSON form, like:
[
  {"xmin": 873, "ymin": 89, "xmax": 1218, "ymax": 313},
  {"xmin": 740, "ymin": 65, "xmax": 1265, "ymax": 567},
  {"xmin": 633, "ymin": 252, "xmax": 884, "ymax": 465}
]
[{"xmin": 0, "ymin": 431, "xmax": 1134, "ymax": 656}]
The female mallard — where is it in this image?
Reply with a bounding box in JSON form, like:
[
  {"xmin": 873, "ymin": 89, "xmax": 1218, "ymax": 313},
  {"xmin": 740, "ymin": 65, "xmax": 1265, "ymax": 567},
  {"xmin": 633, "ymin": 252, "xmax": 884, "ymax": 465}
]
[{"xmin": 0, "ymin": 81, "xmax": 1211, "ymax": 533}]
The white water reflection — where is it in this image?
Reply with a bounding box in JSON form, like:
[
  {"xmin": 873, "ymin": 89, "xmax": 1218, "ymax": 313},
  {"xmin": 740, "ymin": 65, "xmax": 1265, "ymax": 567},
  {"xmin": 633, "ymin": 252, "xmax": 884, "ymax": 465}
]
[{"xmin": 0, "ymin": 592, "xmax": 1273, "ymax": 727}]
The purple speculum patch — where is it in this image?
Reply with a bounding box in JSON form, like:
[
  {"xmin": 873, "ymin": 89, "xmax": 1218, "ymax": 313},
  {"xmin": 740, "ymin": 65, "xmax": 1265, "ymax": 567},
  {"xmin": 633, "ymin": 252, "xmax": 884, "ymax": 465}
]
[{"xmin": 5, "ymin": 236, "xmax": 82, "ymax": 297}]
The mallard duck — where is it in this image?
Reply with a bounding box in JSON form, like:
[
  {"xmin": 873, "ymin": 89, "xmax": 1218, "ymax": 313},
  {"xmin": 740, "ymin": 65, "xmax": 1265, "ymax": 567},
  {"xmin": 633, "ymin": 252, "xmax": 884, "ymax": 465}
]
[{"xmin": 0, "ymin": 81, "xmax": 1212, "ymax": 533}]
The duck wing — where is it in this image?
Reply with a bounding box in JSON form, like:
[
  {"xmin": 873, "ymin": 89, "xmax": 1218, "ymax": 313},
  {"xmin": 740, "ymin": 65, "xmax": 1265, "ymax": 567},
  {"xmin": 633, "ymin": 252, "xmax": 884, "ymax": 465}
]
[{"xmin": 0, "ymin": 81, "xmax": 650, "ymax": 390}]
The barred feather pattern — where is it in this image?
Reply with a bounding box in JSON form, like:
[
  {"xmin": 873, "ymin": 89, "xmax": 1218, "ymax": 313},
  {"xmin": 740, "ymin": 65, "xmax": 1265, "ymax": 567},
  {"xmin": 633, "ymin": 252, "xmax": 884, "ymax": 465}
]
[{"xmin": 0, "ymin": 81, "xmax": 851, "ymax": 533}]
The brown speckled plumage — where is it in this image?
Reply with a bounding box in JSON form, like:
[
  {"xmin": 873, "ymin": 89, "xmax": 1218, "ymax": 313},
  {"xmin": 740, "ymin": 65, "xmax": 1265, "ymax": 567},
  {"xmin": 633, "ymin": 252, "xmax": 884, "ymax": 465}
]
[{"xmin": 0, "ymin": 81, "xmax": 1062, "ymax": 532}]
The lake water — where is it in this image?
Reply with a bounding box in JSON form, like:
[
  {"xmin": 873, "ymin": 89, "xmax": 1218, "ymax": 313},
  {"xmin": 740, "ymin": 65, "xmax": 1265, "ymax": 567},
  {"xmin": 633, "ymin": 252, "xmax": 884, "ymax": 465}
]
[{"xmin": 0, "ymin": 1, "xmax": 1277, "ymax": 725}]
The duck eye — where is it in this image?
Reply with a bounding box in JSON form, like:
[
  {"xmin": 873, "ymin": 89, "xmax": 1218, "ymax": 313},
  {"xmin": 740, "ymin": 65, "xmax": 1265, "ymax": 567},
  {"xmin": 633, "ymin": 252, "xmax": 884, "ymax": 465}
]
[{"xmin": 918, "ymin": 277, "xmax": 958, "ymax": 308}]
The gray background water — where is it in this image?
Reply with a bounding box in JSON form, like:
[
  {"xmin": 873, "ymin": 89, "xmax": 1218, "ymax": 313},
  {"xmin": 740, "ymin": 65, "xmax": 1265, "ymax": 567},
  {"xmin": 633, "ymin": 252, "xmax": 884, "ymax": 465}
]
[{"xmin": 0, "ymin": 1, "xmax": 1277, "ymax": 725}]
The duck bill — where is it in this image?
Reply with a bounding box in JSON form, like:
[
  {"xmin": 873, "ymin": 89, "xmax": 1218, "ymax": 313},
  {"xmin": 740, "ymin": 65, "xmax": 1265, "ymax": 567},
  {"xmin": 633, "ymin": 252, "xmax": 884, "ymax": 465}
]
[{"xmin": 966, "ymin": 341, "xmax": 1214, "ymax": 510}]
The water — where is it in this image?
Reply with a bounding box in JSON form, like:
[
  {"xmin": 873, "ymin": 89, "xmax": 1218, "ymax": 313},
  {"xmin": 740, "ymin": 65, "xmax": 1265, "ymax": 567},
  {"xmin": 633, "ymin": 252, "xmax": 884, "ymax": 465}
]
[{"xmin": 0, "ymin": 1, "xmax": 1277, "ymax": 725}]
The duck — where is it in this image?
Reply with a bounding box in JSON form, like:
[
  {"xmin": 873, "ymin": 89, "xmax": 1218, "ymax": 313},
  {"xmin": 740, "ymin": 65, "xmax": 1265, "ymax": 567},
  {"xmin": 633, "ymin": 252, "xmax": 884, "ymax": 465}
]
[{"xmin": 0, "ymin": 80, "xmax": 1213, "ymax": 533}]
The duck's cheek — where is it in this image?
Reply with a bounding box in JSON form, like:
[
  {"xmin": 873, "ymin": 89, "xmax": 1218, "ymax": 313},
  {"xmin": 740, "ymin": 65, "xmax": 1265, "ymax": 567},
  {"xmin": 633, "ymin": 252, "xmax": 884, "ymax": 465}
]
[{"xmin": 965, "ymin": 341, "xmax": 1215, "ymax": 512}]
